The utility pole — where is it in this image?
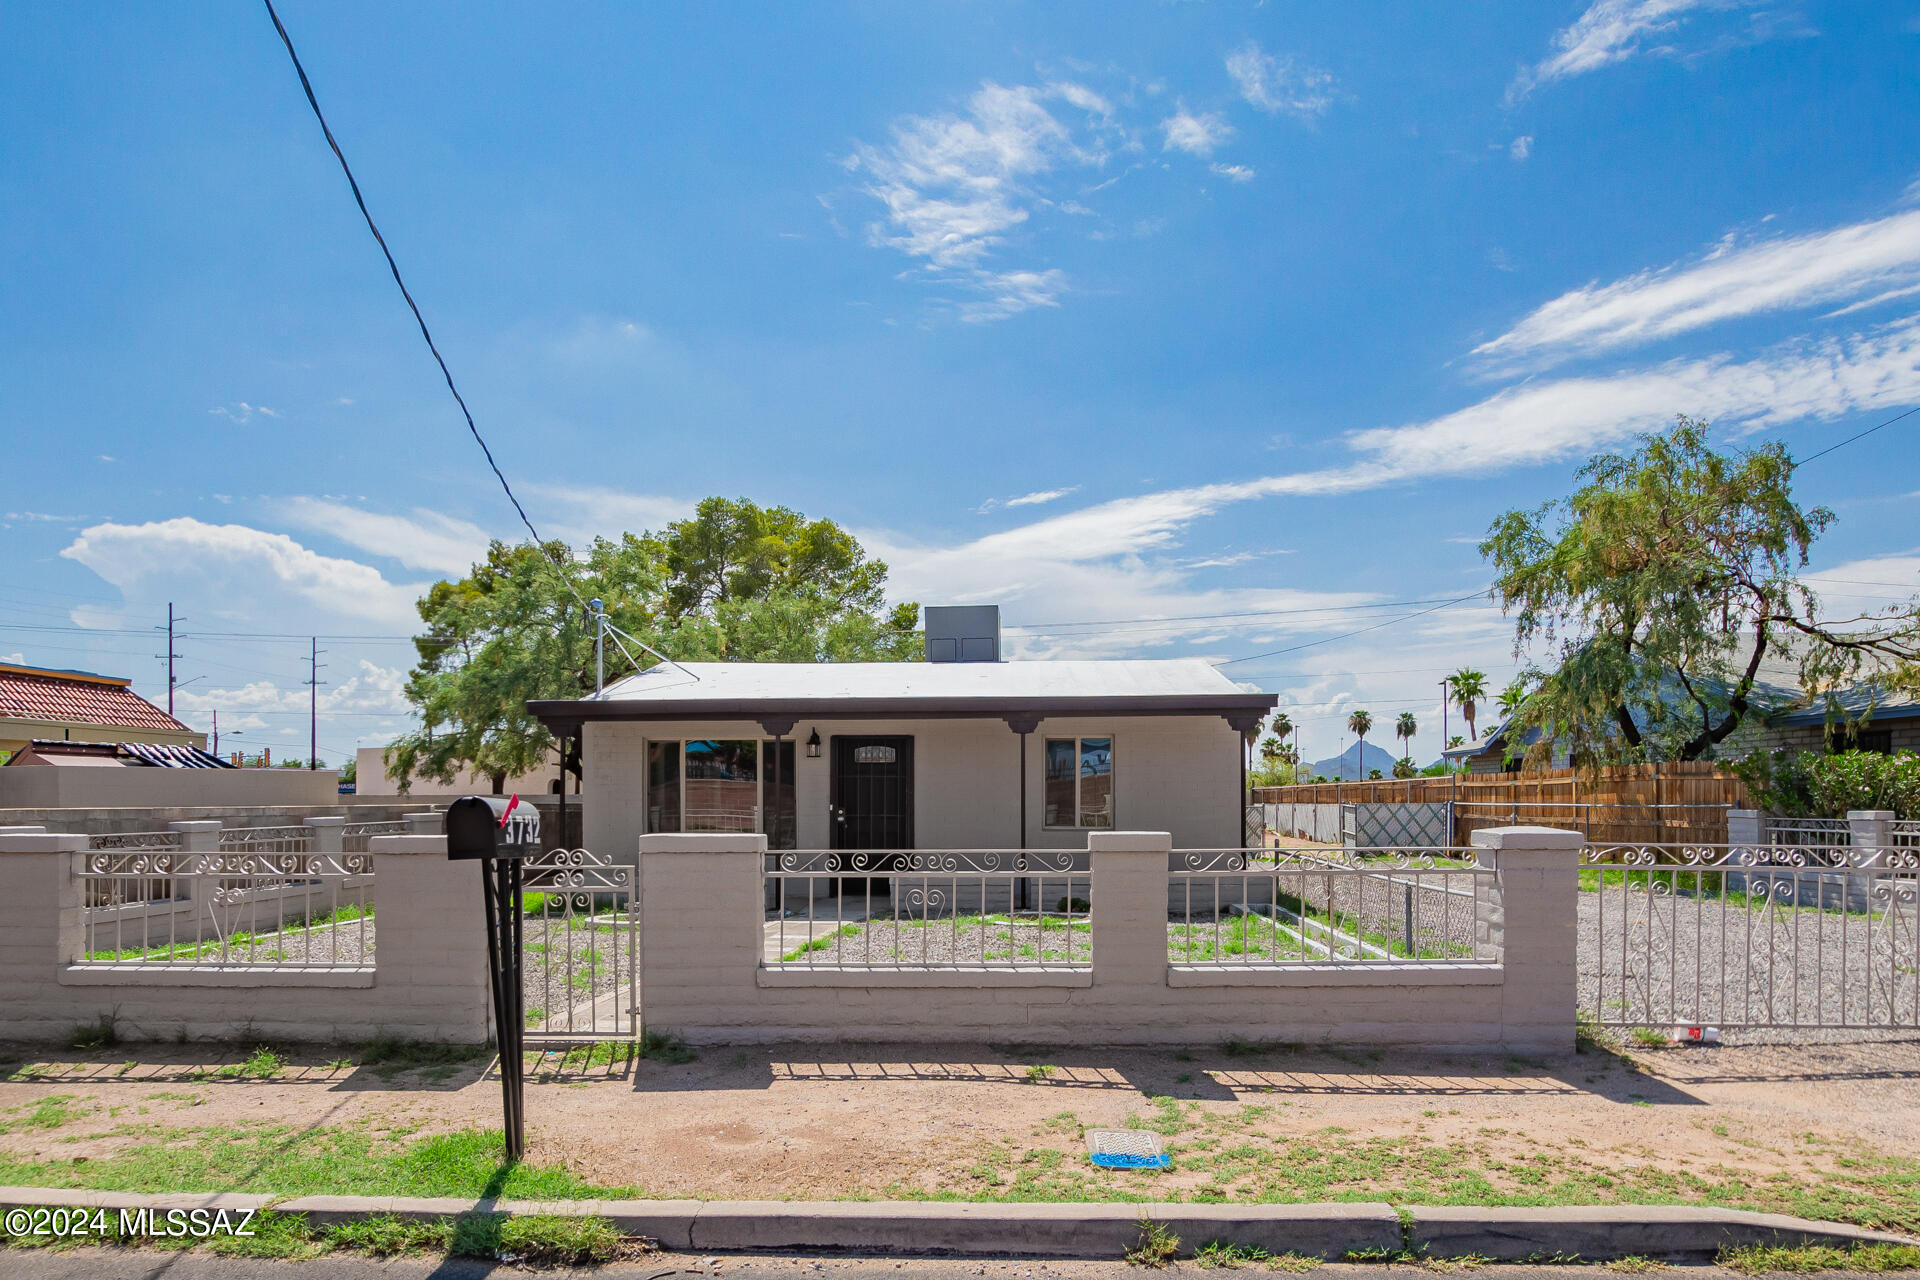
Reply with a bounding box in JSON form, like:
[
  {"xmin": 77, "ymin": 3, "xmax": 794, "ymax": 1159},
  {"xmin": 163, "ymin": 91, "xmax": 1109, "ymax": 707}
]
[
  {"xmin": 211, "ymin": 710, "xmax": 219, "ymax": 755},
  {"xmin": 306, "ymin": 638, "xmax": 326, "ymax": 770},
  {"xmin": 161, "ymin": 603, "xmax": 184, "ymax": 716}
]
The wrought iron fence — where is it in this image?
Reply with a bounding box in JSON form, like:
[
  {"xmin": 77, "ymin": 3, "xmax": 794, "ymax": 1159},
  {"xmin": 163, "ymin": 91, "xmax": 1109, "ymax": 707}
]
[
  {"xmin": 764, "ymin": 849, "xmax": 1092, "ymax": 970},
  {"xmin": 76, "ymin": 849, "xmax": 372, "ymax": 969},
  {"xmin": 218, "ymin": 825, "xmax": 312, "ymax": 853},
  {"xmin": 82, "ymin": 832, "xmax": 183, "ymax": 906},
  {"xmin": 521, "ymin": 847, "xmax": 638, "ymax": 1042},
  {"xmin": 1579, "ymin": 842, "xmax": 1919, "ymax": 1030},
  {"xmin": 342, "ymin": 820, "xmax": 410, "ymax": 852},
  {"xmin": 1893, "ymin": 820, "xmax": 1920, "ymax": 850},
  {"xmin": 1170, "ymin": 847, "xmax": 1494, "ymax": 967},
  {"xmin": 1769, "ymin": 817, "xmax": 1853, "ymax": 849}
]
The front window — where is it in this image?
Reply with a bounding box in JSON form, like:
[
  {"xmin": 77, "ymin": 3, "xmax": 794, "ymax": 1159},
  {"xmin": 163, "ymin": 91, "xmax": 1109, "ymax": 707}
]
[
  {"xmin": 1044, "ymin": 736, "xmax": 1113, "ymax": 829},
  {"xmin": 646, "ymin": 738, "xmax": 796, "ymax": 847}
]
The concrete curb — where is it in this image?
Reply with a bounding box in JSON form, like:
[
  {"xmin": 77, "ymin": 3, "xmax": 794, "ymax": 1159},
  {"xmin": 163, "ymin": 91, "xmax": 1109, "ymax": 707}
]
[{"xmin": 0, "ymin": 1187, "xmax": 1911, "ymax": 1260}]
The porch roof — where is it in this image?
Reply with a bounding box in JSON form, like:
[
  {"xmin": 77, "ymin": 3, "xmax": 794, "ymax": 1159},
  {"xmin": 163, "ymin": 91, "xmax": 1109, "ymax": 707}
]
[{"xmin": 528, "ymin": 658, "xmax": 1276, "ymax": 735}]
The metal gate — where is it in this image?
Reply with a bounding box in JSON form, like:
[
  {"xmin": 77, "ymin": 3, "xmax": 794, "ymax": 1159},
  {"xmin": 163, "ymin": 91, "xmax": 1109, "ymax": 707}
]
[
  {"xmin": 1579, "ymin": 840, "xmax": 1919, "ymax": 1031},
  {"xmin": 519, "ymin": 847, "xmax": 639, "ymax": 1042}
]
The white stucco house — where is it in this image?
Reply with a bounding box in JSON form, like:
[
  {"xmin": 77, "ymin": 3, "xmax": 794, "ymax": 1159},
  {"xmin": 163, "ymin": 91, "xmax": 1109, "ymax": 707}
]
[{"xmin": 529, "ymin": 607, "xmax": 1275, "ymax": 858}]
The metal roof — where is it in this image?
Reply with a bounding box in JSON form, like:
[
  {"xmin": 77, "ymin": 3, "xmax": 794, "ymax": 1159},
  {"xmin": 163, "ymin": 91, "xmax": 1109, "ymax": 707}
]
[{"xmin": 530, "ymin": 659, "xmax": 1275, "ymax": 733}]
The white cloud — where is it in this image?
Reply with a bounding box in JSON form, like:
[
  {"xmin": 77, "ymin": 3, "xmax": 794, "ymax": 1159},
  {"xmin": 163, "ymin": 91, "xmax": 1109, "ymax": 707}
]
[
  {"xmin": 1161, "ymin": 107, "xmax": 1232, "ymax": 157},
  {"xmin": 1512, "ymin": 0, "xmax": 1757, "ymax": 99},
  {"xmin": 900, "ymin": 312, "xmax": 1920, "ymax": 606},
  {"xmin": 977, "ymin": 486, "xmax": 1080, "ymax": 513},
  {"xmin": 209, "ymin": 402, "xmax": 281, "ymax": 424},
  {"xmin": 1473, "ymin": 209, "xmax": 1920, "ymax": 375},
  {"xmin": 846, "ymin": 80, "xmax": 1117, "ymax": 318},
  {"xmin": 1509, "ymin": 135, "xmax": 1533, "ymax": 161},
  {"xmin": 59, "ymin": 518, "xmax": 427, "ymax": 629},
  {"xmin": 956, "ymin": 269, "xmax": 1068, "ymax": 322},
  {"xmin": 1225, "ymin": 41, "xmax": 1334, "ymax": 118},
  {"xmin": 1209, "ymin": 163, "xmax": 1256, "ymax": 184},
  {"xmin": 173, "ymin": 660, "xmax": 410, "ymax": 719},
  {"xmin": 281, "ymin": 498, "xmax": 490, "ymax": 577}
]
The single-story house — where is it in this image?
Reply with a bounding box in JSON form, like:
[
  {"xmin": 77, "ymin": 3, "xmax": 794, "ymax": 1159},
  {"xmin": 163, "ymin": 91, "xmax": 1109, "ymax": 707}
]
[
  {"xmin": 0, "ymin": 661, "xmax": 202, "ymax": 760},
  {"xmin": 529, "ymin": 607, "xmax": 1275, "ymax": 857}
]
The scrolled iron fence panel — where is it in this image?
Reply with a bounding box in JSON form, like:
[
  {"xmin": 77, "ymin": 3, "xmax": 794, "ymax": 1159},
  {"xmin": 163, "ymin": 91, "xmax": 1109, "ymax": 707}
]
[
  {"xmin": 75, "ymin": 849, "xmax": 372, "ymax": 968},
  {"xmin": 83, "ymin": 832, "xmax": 185, "ymax": 905},
  {"xmin": 1893, "ymin": 820, "xmax": 1920, "ymax": 850},
  {"xmin": 1579, "ymin": 842, "xmax": 1919, "ymax": 1031},
  {"xmin": 765, "ymin": 848, "xmax": 1091, "ymax": 970},
  {"xmin": 342, "ymin": 820, "xmax": 411, "ymax": 852},
  {"xmin": 1769, "ymin": 817, "xmax": 1853, "ymax": 850},
  {"xmin": 218, "ymin": 826, "xmax": 312, "ymax": 853},
  {"xmin": 1170, "ymin": 847, "xmax": 1494, "ymax": 967},
  {"xmin": 519, "ymin": 847, "xmax": 638, "ymax": 1042}
]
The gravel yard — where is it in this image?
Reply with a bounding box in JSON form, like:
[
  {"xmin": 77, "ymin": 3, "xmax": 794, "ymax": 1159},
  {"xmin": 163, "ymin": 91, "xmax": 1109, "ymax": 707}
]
[
  {"xmin": 771, "ymin": 914, "xmax": 1094, "ymax": 966},
  {"xmin": 1578, "ymin": 879, "xmax": 1920, "ymax": 1041}
]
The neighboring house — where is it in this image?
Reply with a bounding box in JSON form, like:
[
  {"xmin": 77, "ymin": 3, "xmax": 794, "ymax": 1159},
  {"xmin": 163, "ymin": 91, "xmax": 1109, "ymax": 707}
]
[
  {"xmin": 0, "ymin": 661, "xmax": 202, "ymax": 759},
  {"xmin": 529, "ymin": 606, "xmax": 1275, "ymax": 857},
  {"xmin": 1443, "ymin": 642, "xmax": 1918, "ymax": 773}
]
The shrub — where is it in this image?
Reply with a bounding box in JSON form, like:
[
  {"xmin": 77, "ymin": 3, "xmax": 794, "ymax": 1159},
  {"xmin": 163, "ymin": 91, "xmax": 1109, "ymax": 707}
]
[{"xmin": 1734, "ymin": 748, "xmax": 1920, "ymax": 819}]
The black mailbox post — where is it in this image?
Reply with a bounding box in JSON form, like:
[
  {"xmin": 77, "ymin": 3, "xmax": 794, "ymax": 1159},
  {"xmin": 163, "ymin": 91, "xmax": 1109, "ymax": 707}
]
[{"xmin": 445, "ymin": 795, "xmax": 540, "ymax": 1161}]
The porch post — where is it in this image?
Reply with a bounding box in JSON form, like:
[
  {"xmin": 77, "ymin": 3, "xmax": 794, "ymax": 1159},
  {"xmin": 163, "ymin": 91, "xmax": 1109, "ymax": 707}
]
[{"xmin": 1005, "ymin": 713, "xmax": 1042, "ymax": 911}]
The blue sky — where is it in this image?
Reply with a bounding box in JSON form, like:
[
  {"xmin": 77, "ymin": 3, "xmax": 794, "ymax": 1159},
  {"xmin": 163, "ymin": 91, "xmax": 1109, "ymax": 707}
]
[{"xmin": 3, "ymin": 1, "xmax": 1918, "ymax": 766}]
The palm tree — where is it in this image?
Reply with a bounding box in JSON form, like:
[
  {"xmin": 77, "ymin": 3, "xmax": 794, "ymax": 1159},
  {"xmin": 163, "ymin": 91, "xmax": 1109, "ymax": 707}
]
[
  {"xmin": 1268, "ymin": 710, "xmax": 1292, "ymax": 745},
  {"xmin": 1394, "ymin": 711, "xmax": 1418, "ymax": 767},
  {"xmin": 1495, "ymin": 677, "xmax": 1530, "ymax": 722},
  {"xmin": 1346, "ymin": 708, "xmax": 1373, "ymax": 780},
  {"xmin": 1449, "ymin": 667, "xmax": 1487, "ymax": 744}
]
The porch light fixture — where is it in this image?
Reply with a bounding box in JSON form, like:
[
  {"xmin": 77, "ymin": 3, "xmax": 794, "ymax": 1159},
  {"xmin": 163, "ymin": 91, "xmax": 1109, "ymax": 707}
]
[{"xmin": 805, "ymin": 729, "xmax": 821, "ymax": 758}]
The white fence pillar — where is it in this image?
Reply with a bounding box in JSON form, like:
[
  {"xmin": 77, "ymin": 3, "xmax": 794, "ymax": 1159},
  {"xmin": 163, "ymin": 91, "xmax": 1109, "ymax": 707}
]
[
  {"xmin": 303, "ymin": 815, "xmax": 345, "ymax": 855},
  {"xmin": 167, "ymin": 819, "xmax": 221, "ymax": 903},
  {"xmin": 1726, "ymin": 808, "xmax": 1768, "ymax": 851},
  {"xmin": 405, "ymin": 811, "xmax": 441, "ymax": 836},
  {"xmin": 637, "ymin": 834, "xmax": 767, "ymax": 1036},
  {"xmin": 365, "ymin": 834, "xmax": 491, "ymax": 1042},
  {"xmin": 1471, "ymin": 825, "xmax": 1583, "ymax": 1054},
  {"xmin": 1848, "ymin": 809, "xmax": 1893, "ymax": 866},
  {"xmin": 1086, "ymin": 831, "xmax": 1173, "ymax": 990}
]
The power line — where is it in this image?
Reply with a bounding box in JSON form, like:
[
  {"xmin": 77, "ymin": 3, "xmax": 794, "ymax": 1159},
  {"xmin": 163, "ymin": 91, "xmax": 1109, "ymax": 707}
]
[
  {"xmin": 1215, "ymin": 591, "xmax": 1486, "ymax": 667},
  {"xmin": 259, "ymin": 0, "xmax": 599, "ymax": 627},
  {"xmin": 1794, "ymin": 404, "xmax": 1920, "ymax": 470}
]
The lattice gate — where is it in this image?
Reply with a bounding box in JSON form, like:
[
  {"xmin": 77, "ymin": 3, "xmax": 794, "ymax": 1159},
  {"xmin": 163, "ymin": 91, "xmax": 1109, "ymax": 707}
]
[
  {"xmin": 518, "ymin": 848, "xmax": 640, "ymax": 1043},
  {"xmin": 1578, "ymin": 841, "xmax": 1919, "ymax": 1031}
]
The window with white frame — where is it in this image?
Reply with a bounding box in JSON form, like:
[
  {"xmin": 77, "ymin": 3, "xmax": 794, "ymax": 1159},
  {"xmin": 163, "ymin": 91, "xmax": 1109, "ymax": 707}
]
[
  {"xmin": 1044, "ymin": 736, "xmax": 1113, "ymax": 829},
  {"xmin": 644, "ymin": 739, "xmax": 796, "ymax": 845}
]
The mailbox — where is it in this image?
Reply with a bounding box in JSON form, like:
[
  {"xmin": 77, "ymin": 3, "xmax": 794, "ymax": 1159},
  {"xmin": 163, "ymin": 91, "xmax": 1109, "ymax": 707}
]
[{"xmin": 445, "ymin": 795, "xmax": 541, "ymax": 860}]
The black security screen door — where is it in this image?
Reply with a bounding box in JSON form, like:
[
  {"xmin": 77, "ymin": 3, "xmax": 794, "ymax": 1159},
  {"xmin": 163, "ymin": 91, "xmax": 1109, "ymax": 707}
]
[{"xmin": 830, "ymin": 735, "xmax": 914, "ymax": 852}]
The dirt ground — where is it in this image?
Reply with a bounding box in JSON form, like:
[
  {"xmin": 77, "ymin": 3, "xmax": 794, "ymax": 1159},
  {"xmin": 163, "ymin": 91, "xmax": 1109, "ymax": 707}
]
[{"xmin": 2, "ymin": 1034, "xmax": 1918, "ymax": 1211}]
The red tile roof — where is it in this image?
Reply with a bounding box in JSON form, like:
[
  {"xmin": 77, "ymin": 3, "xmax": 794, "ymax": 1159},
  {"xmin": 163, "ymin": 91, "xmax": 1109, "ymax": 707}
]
[{"xmin": 0, "ymin": 663, "xmax": 190, "ymax": 733}]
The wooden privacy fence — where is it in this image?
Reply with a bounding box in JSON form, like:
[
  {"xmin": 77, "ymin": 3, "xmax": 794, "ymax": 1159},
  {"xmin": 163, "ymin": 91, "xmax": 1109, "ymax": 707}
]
[{"xmin": 1252, "ymin": 762, "xmax": 1749, "ymax": 847}]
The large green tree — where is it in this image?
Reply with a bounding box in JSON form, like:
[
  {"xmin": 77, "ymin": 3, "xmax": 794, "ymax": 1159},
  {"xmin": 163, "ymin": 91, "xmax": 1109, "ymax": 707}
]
[
  {"xmin": 1481, "ymin": 419, "xmax": 1919, "ymax": 765},
  {"xmin": 386, "ymin": 499, "xmax": 921, "ymax": 793}
]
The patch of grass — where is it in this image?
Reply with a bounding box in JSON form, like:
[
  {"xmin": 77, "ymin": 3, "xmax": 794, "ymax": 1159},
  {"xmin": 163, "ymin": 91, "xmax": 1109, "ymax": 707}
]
[
  {"xmin": 1602, "ymin": 1257, "xmax": 1668, "ymax": 1274},
  {"xmin": 1127, "ymin": 1215, "xmax": 1181, "ymax": 1267},
  {"xmin": 530, "ymin": 1042, "xmax": 636, "ymax": 1076},
  {"xmin": 1629, "ymin": 1028, "xmax": 1670, "ymax": 1048},
  {"xmin": 1025, "ymin": 1064, "xmax": 1058, "ymax": 1082},
  {"xmin": 780, "ymin": 923, "xmax": 861, "ymax": 960},
  {"xmin": 357, "ymin": 1038, "xmax": 486, "ymax": 1080},
  {"xmin": 70, "ymin": 1012, "xmax": 121, "ymax": 1052},
  {"xmin": 1196, "ymin": 1241, "xmax": 1297, "ymax": 1269},
  {"xmin": 0, "ymin": 1094, "xmax": 87, "ymax": 1135},
  {"xmin": 215, "ymin": 1045, "xmax": 287, "ymax": 1080},
  {"xmin": 1719, "ymin": 1243, "xmax": 1920, "ymax": 1274},
  {"xmin": 639, "ymin": 1027, "xmax": 696, "ymax": 1064},
  {"xmin": 0, "ymin": 1123, "xmax": 641, "ymax": 1201}
]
